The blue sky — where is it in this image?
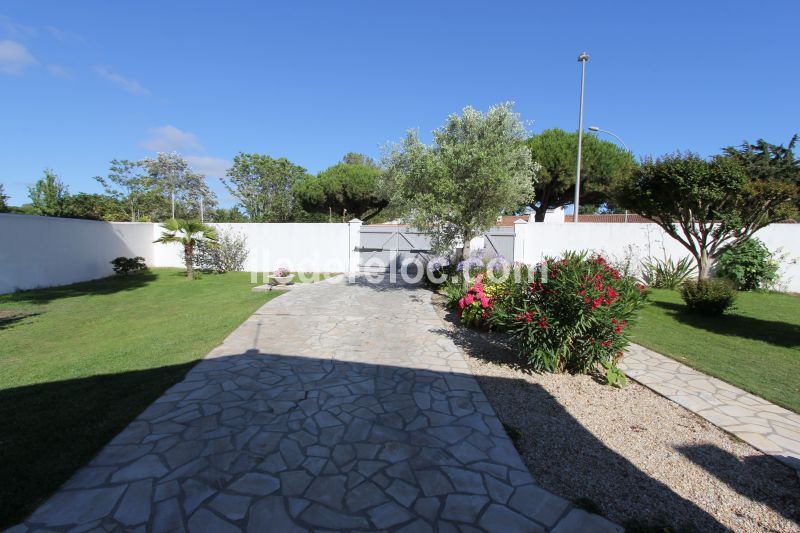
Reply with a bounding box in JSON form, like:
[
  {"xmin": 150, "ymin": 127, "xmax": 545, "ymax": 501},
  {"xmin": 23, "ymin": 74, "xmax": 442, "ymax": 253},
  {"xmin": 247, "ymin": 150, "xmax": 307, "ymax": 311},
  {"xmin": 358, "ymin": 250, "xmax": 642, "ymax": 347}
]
[{"xmin": 1, "ymin": 1, "xmax": 798, "ymax": 207}]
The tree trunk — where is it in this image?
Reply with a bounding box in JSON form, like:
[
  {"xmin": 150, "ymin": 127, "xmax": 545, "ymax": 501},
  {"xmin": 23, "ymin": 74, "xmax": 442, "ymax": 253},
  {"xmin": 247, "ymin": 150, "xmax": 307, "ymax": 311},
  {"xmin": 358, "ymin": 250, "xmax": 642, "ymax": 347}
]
[
  {"xmin": 698, "ymin": 249, "xmax": 711, "ymax": 279},
  {"xmin": 533, "ymin": 207, "xmax": 546, "ymax": 222},
  {"xmin": 185, "ymin": 243, "xmax": 194, "ymax": 280},
  {"xmin": 461, "ymin": 235, "xmax": 471, "ymax": 261}
]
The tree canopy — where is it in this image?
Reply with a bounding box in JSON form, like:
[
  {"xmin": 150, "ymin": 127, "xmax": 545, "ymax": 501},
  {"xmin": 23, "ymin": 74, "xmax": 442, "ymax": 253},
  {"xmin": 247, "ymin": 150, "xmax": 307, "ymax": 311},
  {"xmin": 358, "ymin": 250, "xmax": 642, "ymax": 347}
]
[
  {"xmin": 223, "ymin": 153, "xmax": 308, "ymax": 222},
  {"xmin": 141, "ymin": 152, "xmax": 216, "ymax": 220},
  {"xmin": 95, "ymin": 159, "xmax": 158, "ymax": 221},
  {"xmin": 525, "ymin": 128, "xmax": 636, "ymax": 221},
  {"xmin": 385, "ymin": 102, "xmax": 536, "ymax": 256},
  {"xmin": 618, "ymin": 145, "xmax": 798, "ymax": 278},
  {"xmin": 722, "ymin": 135, "xmax": 799, "ymax": 216},
  {"xmin": 66, "ymin": 193, "xmax": 127, "ymax": 221},
  {"xmin": 0, "ymin": 184, "xmax": 8, "ymax": 212},
  {"xmin": 294, "ymin": 156, "xmax": 388, "ymax": 222},
  {"xmin": 28, "ymin": 170, "xmax": 70, "ymax": 217}
]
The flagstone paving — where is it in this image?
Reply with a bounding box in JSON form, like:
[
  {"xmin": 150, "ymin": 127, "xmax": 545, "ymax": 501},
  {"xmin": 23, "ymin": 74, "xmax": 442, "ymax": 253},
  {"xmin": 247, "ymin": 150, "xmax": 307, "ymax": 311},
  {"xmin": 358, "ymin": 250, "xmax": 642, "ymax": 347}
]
[
  {"xmin": 621, "ymin": 343, "xmax": 800, "ymax": 472},
  {"xmin": 16, "ymin": 275, "xmax": 620, "ymax": 532}
]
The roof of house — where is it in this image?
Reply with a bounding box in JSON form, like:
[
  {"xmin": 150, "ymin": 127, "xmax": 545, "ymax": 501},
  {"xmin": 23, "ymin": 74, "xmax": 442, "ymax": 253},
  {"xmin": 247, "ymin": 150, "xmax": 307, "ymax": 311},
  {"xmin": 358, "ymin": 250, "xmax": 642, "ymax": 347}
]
[
  {"xmin": 495, "ymin": 215, "xmax": 529, "ymax": 226},
  {"xmin": 564, "ymin": 213, "xmax": 655, "ymax": 223}
]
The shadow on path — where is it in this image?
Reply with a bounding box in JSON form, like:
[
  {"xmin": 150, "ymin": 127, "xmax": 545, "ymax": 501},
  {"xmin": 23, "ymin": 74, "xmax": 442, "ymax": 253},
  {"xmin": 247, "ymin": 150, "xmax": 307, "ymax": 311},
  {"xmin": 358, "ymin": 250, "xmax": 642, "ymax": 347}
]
[
  {"xmin": 0, "ymin": 362, "xmax": 198, "ymax": 528},
  {"xmin": 4, "ymin": 347, "xmax": 725, "ymax": 532},
  {"xmin": 676, "ymin": 444, "xmax": 800, "ymax": 525},
  {"xmin": 430, "ymin": 294, "xmax": 799, "ymax": 531}
]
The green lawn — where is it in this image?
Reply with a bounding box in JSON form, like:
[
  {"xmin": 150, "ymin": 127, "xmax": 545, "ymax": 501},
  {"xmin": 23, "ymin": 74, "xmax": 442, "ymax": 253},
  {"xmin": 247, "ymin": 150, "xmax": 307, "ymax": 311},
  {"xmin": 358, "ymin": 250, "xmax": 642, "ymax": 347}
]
[
  {"xmin": 632, "ymin": 288, "xmax": 800, "ymax": 413},
  {"xmin": 0, "ymin": 269, "xmax": 282, "ymax": 528}
]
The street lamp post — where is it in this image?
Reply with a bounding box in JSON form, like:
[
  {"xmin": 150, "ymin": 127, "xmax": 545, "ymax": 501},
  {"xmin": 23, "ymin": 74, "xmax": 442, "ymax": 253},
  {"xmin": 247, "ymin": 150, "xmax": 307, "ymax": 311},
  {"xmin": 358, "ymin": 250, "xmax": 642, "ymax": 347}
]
[
  {"xmin": 588, "ymin": 126, "xmax": 629, "ymax": 152},
  {"xmin": 573, "ymin": 52, "xmax": 589, "ymax": 223}
]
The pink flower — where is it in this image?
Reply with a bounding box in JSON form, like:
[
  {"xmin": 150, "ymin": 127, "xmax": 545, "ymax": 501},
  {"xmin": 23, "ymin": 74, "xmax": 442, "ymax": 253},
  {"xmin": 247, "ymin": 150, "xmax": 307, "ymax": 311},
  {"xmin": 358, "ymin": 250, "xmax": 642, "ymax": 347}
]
[
  {"xmin": 458, "ymin": 298, "xmax": 466, "ymax": 309},
  {"xmin": 464, "ymin": 294, "xmax": 474, "ymax": 306},
  {"xmin": 480, "ymin": 296, "xmax": 491, "ymax": 308}
]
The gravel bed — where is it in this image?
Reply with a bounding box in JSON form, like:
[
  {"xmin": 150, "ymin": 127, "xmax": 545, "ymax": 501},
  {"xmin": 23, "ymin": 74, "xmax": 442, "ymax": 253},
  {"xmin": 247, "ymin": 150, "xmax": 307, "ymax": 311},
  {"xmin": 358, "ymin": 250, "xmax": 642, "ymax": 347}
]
[{"xmin": 431, "ymin": 293, "xmax": 800, "ymax": 532}]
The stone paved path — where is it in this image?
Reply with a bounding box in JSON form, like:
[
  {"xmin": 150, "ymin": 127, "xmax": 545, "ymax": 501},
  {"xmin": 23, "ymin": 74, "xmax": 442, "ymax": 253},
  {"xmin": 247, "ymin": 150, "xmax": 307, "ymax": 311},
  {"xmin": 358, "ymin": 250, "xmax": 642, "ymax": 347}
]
[
  {"xmin": 621, "ymin": 343, "xmax": 800, "ymax": 472},
  {"xmin": 16, "ymin": 276, "xmax": 619, "ymax": 532}
]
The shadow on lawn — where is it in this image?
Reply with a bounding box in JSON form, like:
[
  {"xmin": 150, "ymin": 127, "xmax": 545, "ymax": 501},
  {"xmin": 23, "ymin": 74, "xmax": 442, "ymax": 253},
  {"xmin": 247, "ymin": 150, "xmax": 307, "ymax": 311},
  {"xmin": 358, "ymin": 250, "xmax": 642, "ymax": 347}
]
[
  {"xmin": 652, "ymin": 301, "xmax": 800, "ymax": 348},
  {"xmin": 0, "ymin": 361, "xmax": 197, "ymax": 528},
  {"xmin": 0, "ymin": 270, "xmax": 158, "ymax": 306},
  {"xmin": 0, "ymin": 310, "xmax": 40, "ymax": 331}
]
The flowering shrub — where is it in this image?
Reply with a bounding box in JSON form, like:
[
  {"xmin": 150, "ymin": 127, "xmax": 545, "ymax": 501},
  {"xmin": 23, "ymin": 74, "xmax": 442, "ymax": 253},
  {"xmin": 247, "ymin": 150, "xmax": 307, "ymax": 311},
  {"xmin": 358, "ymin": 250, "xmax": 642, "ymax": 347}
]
[
  {"xmin": 427, "ymin": 255, "xmax": 451, "ymax": 274},
  {"xmin": 502, "ymin": 252, "xmax": 646, "ymax": 378},
  {"xmin": 456, "ymin": 249, "xmax": 486, "ymax": 275},
  {"xmin": 457, "ymin": 274, "xmax": 494, "ymax": 327}
]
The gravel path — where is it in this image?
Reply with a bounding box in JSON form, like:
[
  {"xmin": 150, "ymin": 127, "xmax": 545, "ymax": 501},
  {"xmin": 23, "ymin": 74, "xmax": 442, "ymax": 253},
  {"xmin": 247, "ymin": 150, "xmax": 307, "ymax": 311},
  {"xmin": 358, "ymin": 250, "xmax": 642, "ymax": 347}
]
[{"xmin": 432, "ymin": 294, "xmax": 800, "ymax": 532}]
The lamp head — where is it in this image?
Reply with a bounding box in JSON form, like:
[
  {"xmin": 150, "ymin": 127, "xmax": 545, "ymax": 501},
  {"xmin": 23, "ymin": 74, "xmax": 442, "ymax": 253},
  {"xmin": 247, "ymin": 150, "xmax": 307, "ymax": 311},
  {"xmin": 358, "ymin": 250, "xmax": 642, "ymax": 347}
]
[
  {"xmin": 578, "ymin": 52, "xmax": 589, "ymax": 62},
  {"xmin": 588, "ymin": 126, "xmax": 600, "ymax": 132}
]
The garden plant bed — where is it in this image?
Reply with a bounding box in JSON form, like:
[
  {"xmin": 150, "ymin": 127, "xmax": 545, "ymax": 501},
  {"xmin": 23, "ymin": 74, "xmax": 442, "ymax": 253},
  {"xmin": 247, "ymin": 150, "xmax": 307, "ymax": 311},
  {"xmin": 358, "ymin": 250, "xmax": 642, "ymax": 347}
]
[
  {"xmin": 431, "ymin": 293, "xmax": 800, "ymax": 532},
  {"xmin": 0, "ymin": 269, "xmax": 283, "ymax": 528}
]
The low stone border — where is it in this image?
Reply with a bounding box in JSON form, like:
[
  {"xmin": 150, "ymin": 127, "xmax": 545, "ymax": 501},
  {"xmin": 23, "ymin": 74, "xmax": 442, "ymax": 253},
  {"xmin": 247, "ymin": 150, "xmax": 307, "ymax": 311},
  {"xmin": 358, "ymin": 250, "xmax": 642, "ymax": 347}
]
[{"xmin": 620, "ymin": 343, "xmax": 800, "ymax": 472}]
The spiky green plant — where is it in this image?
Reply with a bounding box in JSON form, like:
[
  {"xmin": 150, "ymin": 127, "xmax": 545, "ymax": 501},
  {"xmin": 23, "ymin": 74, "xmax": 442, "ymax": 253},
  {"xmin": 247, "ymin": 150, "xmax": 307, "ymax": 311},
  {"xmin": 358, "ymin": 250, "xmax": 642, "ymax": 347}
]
[{"xmin": 154, "ymin": 219, "xmax": 218, "ymax": 280}]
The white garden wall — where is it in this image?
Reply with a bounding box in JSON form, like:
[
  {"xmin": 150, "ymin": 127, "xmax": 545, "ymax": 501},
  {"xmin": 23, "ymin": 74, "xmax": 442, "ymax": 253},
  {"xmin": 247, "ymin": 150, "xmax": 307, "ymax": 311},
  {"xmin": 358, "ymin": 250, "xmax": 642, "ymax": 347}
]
[
  {"xmin": 151, "ymin": 223, "xmax": 354, "ymax": 274},
  {"xmin": 1, "ymin": 213, "xmax": 798, "ymax": 294},
  {"xmin": 0, "ymin": 214, "xmax": 155, "ymax": 293},
  {"xmin": 0, "ymin": 215, "xmax": 359, "ymax": 294},
  {"xmin": 516, "ymin": 222, "xmax": 800, "ymax": 292}
]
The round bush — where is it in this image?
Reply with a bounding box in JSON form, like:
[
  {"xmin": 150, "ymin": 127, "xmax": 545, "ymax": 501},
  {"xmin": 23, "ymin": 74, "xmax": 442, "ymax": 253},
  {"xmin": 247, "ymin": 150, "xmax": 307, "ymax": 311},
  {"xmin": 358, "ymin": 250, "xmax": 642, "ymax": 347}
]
[
  {"xmin": 680, "ymin": 278, "xmax": 737, "ymax": 315},
  {"xmin": 715, "ymin": 238, "xmax": 778, "ymax": 290}
]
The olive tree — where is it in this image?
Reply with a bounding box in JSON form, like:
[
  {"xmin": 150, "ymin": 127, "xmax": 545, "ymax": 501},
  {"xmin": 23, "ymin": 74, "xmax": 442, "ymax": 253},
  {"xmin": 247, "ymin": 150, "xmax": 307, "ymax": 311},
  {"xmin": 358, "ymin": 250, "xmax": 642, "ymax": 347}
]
[
  {"xmin": 385, "ymin": 102, "xmax": 536, "ymax": 258},
  {"xmin": 619, "ymin": 148, "xmax": 797, "ymax": 278}
]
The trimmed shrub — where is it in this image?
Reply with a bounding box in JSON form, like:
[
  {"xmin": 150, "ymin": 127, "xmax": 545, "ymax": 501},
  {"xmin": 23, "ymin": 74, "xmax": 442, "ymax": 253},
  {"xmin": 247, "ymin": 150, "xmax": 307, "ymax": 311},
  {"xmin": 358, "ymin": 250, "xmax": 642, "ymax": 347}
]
[
  {"xmin": 680, "ymin": 278, "xmax": 736, "ymax": 315},
  {"xmin": 503, "ymin": 253, "xmax": 646, "ymax": 375},
  {"xmin": 110, "ymin": 256, "xmax": 146, "ymax": 275},
  {"xmin": 715, "ymin": 238, "xmax": 778, "ymax": 290}
]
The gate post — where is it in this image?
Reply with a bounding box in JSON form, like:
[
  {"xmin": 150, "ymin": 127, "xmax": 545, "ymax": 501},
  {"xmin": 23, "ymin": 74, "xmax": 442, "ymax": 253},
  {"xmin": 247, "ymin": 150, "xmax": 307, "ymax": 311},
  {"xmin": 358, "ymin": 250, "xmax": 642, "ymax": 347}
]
[
  {"xmin": 513, "ymin": 219, "xmax": 527, "ymax": 264},
  {"xmin": 347, "ymin": 218, "xmax": 362, "ymax": 276}
]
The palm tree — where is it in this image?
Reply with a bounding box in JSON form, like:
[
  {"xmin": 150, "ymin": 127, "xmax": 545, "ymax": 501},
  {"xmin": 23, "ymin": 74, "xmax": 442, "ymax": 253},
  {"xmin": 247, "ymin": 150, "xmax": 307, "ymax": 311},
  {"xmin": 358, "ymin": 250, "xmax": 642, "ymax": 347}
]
[{"xmin": 154, "ymin": 219, "xmax": 218, "ymax": 280}]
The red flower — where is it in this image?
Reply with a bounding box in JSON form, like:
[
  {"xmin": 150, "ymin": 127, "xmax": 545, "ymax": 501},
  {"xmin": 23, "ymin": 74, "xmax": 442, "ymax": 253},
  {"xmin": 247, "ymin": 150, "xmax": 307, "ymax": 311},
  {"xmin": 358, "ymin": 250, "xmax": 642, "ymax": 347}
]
[
  {"xmin": 601, "ymin": 340, "xmax": 612, "ymax": 347},
  {"xmin": 537, "ymin": 316, "xmax": 549, "ymax": 328}
]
